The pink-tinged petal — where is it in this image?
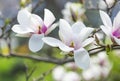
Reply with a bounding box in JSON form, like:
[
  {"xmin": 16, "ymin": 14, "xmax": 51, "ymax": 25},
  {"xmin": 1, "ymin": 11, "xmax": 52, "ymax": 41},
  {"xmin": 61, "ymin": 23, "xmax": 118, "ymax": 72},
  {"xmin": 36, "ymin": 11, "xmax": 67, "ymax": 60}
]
[
  {"xmin": 42, "ymin": 37, "xmax": 74, "ymax": 52},
  {"xmin": 44, "ymin": 9, "xmax": 56, "ymax": 27},
  {"xmin": 29, "ymin": 34, "xmax": 44, "ymax": 52},
  {"xmin": 59, "ymin": 19, "xmax": 73, "ymax": 44},
  {"xmin": 45, "ymin": 23, "xmax": 58, "ymax": 35},
  {"xmin": 100, "ymin": 25, "xmax": 111, "ymax": 36},
  {"xmin": 79, "ymin": 27, "xmax": 94, "ymax": 42},
  {"xmin": 29, "ymin": 15, "xmax": 43, "ymax": 33},
  {"xmin": 113, "ymin": 36, "xmax": 120, "ymax": 45},
  {"xmin": 41, "ymin": 25, "xmax": 47, "ymax": 33},
  {"xmin": 81, "ymin": 38, "xmax": 94, "ymax": 47},
  {"xmin": 72, "ymin": 21, "xmax": 86, "ymax": 34},
  {"xmin": 99, "ymin": 10, "xmax": 112, "ymax": 27},
  {"xmin": 74, "ymin": 48, "xmax": 90, "ymax": 70},
  {"xmin": 113, "ymin": 11, "xmax": 120, "ymax": 29},
  {"xmin": 112, "ymin": 27, "xmax": 120, "ymax": 38},
  {"xmin": 17, "ymin": 9, "xmax": 31, "ymax": 26},
  {"xmin": 12, "ymin": 25, "xmax": 34, "ymax": 34},
  {"xmin": 31, "ymin": 14, "xmax": 43, "ymax": 29}
]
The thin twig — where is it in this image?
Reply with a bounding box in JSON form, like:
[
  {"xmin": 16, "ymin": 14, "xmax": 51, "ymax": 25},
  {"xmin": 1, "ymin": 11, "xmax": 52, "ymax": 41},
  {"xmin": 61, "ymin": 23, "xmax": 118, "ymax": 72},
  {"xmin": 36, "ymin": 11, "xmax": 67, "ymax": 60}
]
[
  {"xmin": 33, "ymin": 66, "xmax": 57, "ymax": 81},
  {"xmin": 26, "ymin": 66, "xmax": 36, "ymax": 81}
]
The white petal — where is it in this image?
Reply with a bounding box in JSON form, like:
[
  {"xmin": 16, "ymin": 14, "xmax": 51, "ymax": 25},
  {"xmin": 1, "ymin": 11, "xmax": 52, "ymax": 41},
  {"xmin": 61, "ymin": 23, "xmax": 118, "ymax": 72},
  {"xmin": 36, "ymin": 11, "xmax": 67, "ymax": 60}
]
[
  {"xmin": 113, "ymin": 11, "xmax": 120, "ymax": 29},
  {"xmin": 31, "ymin": 14, "xmax": 43, "ymax": 28},
  {"xmin": 12, "ymin": 25, "xmax": 34, "ymax": 34},
  {"xmin": 79, "ymin": 27, "xmax": 94, "ymax": 42},
  {"xmin": 100, "ymin": 25, "xmax": 111, "ymax": 36},
  {"xmin": 72, "ymin": 21, "xmax": 86, "ymax": 34},
  {"xmin": 44, "ymin": 9, "xmax": 56, "ymax": 27},
  {"xmin": 17, "ymin": 9, "xmax": 31, "ymax": 26},
  {"xmin": 29, "ymin": 34, "xmax": 44, "ymax": 52},
  {"xmin": 29, "ymin": 14, "xmax": 43, "ymax": 32},
  {"xmin": 45, "ymin": 23, "xmax": 58, "ymax": 35},
  {"xmin": 42, "ymin": 37, "xmax": 74, "ymax": 52},
  {"xmin": 59, "ymin": 19, "xmax": 73, "ymax": 43},
  {"xmin": 113, "ymin": 36, "xmax": 120, "ymax": 45},
  {"xmin": 74, "ymin": 48, "xmax": 90, "ymax": 70},
  {"xmin": 82, "ymin": 38, "xmax": 94, "ymax": 47},
  {"xmin": 99, "ymin": 10, "xmax": 112, "ymax": 27}
]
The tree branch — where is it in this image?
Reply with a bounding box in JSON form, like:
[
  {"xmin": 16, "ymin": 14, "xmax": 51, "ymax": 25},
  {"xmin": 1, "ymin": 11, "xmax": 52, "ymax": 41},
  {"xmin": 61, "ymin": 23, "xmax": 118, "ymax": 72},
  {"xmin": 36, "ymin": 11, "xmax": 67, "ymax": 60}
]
[{"xmin": 7, "ymin": 53, "xmax": 74, "ymax": 65}]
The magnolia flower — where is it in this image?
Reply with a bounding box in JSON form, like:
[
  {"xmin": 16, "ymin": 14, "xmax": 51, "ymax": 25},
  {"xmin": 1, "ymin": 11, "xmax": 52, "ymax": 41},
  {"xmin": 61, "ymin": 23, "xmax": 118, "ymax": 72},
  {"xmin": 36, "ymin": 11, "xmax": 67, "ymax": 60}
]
[
  {"xmin": 99, "ymin": 0, "xmax": 115, "ymax": 10},
  {"xmin": 100, "ymin": 10, "xmax": 120, "ymax": 45},
  {"xmin": 82, "ymin": 52, "xmax": 112, "ymax": 81},
  {"xmin": 62, "ymin": 71, "xmax": 81, "ymax": 81},
  {"xmin": 62, "ymin": 2, "xmax": 85, "ymax": 24},
  {"xmin": 52, "ymin": 66, "xmax": 66, "ymax": 81},
  {"xmin": 12, "ymin": 8, "xmax": 56, "ymax": 52},
  {"xmin": 43, "ymin": 19, "xmax": 94, "ymax": 69}
]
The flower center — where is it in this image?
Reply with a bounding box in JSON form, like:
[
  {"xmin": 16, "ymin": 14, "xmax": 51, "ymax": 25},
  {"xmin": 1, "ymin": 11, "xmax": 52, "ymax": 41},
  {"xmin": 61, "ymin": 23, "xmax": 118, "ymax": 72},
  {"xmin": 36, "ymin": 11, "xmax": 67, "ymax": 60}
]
[
  {"xmin": 38, "ymin": 25, "xmax": 47, "ymax": 34},
  {"xmin": 42, "ymin": 25, "xmax": 47, "ymax": 33},
  {"xmin": 38, "ymin": 26, "xmax": 42, "ymax": 34},
  {"xmin": 69, "ymin": 42, "xmax": 74, "ymax": 48},
  {"xmin": 112, "ymin": 28, "xmax": 120, "ymax": 38}
]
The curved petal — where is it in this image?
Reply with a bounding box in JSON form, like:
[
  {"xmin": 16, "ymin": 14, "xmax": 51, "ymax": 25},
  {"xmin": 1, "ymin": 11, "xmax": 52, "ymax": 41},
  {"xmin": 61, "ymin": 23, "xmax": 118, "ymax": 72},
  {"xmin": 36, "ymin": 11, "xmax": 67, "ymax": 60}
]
[
  {"xmin": 113, "ymin": 36, "xmax": 120, "ymax": 45},
  {"xmin": 72, "ymin": 21, "xmax": 86, "ymax": 34},
  {"xmin": 12, "ymin": 25, "xmax": 34, "ymax": 34},
  {"xmin": 29, "ymin": 34, "xmax": 44, "ymax": 52},
  {"xmin": 31, "ymin": 14, "xmax": 43, "ymax": 29},
  {"xmin": 74, "ymin": 48, "xmax": 90, "ymax": 70},
  {"xmin": 113, "ymin": 11, "xmax": 120, "ymax": 29},
  {"xmin": 42, "ymin": 37, "xmax": 74, "ymax": 52},
  {"xmin": 44, "ymin": 9, "xmax": 56, "ymax": 27},
  {"xmin": 45, "ymin": 23, "xmax": 58, "ymax": 35},
  {"xmin": 17, "ymin": 9, "xmax": 31, "ymax": 26},
  {"xmin": 100, "ymin": 25, "xmax": 111, "ymax": 36},
  {"xmin": 59, "ymin": 19, "xmax": 73, "ymax": 43},
  {"xmin": 81, "ymin": 38, "xmax": 94, "ymax": 47},
  {"xmin": 99, "ymin": 10, "xmax": 112, "ymax": 28},
  {"xmin": 78, "ymin": 27, "xmax": 94, "ymax": 42}
]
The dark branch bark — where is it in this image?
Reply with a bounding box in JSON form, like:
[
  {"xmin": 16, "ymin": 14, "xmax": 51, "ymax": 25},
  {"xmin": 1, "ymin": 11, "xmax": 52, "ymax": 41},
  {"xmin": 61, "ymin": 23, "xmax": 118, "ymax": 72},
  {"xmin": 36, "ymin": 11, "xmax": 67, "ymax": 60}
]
[{"xmin": 7, "ymin": 53, "xmax": 74, "ymax": 65}]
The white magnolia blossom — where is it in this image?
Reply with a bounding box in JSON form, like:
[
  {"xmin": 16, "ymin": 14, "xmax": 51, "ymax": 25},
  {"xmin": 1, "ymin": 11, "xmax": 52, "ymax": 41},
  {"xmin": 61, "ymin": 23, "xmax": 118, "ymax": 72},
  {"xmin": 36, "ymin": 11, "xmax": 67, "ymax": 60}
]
[
  {"xmin": 82, "ymin": 52, "xmax": 112, "ymax": 81},
  {"xmin": 100, "ymin": 10, "xmax": 120, "ymax": 45},
  {"xmin": 62, "ymin": 71, "xmax": 81, "ymax": 81},
  {"xmin": 52, "ymin": 66, "xmax": 66, "ymax": 81},
  {"xmin": 64, "ymin": 62, "xmax": 78, "ymax": 70},
  {"xmin": 43, "ymin": 19, "xmax": 94, "ymax": 70},
  {"xmin": 99, "ymin": 0, "xmax": 115, "ymax": 10},
  {"xmin": 12, "ymin": 8, "xmax": 56, "ymax": 52},
  {"xmin": 52, "ymin": 66, "xmax": 81, "ymax": 81},
  {"xmin": 62, "ymin": 2, "xmax": 85, "ymax": 24}
]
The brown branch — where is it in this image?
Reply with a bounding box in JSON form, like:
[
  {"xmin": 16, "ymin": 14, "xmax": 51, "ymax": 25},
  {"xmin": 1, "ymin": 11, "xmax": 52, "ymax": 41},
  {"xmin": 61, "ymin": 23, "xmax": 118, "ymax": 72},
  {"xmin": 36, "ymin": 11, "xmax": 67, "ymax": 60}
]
[
  {"xmin": 9, "ymin": 53, "xmax": 74, "ymax": 65},
  {"xmin": 0, "ymin": 45, "xmax": 119, "ymax": 65}
]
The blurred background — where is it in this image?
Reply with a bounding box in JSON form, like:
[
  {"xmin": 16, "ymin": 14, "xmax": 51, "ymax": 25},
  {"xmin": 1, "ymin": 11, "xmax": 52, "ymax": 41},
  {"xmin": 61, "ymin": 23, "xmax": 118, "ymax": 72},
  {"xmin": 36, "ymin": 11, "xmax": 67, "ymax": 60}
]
[{"xmin": 0, "ymin": 0, "xmax": 120, "ymax": 81}]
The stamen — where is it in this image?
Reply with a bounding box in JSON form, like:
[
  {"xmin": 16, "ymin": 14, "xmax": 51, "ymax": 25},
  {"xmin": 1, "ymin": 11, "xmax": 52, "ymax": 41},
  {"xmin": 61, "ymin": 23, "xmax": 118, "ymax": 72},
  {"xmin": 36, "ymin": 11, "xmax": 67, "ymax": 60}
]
[
  {"xmin": 70, "ymin": 42, "xmax": 74, "ymax": 48},
  {"xmin": 38, "ymin": 26, "xmax": 41, "ymax": 34}
]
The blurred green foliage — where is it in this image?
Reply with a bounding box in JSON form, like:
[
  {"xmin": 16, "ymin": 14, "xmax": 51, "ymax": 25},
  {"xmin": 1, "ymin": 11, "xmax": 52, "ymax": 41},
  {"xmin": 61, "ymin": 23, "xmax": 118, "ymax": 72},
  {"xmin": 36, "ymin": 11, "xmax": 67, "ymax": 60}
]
[{"xmin": 0, "ymin": 57, "xmax": 55, "ymax": 81}]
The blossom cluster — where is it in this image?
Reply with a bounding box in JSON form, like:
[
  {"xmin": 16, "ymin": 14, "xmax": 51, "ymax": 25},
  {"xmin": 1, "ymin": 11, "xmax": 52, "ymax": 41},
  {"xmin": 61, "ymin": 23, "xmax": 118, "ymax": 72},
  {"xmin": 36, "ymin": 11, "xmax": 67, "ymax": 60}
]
[
  {"xmin": 11, "ymin": 1, "xmax": 120, "ymax": 70},
  {"xmin": 52, "ymin": 52, "xmax": 112, "ymax": 81}
]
